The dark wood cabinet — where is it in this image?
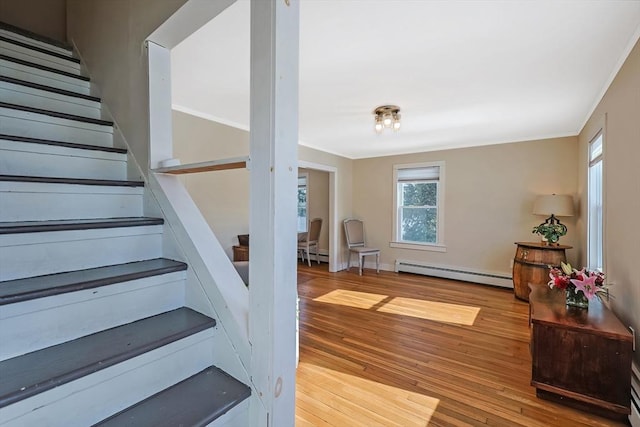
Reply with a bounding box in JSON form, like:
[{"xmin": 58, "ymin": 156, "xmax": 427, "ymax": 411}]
[
  {"xmin": 528, "ymin": 285, "xmax": 632, "ymax": 421},
  {"xmin": 232, "ymin": 245, "xmax": 249, "ymax": 262},
  {"xmin": 513, "ymin": 242, "xmax": 571, "ymax": 301}
]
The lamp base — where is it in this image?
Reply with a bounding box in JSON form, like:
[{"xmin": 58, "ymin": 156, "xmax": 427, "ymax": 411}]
[{"xmin": 537, "ymin": 214, "xmax": 567, "ymax": 235}]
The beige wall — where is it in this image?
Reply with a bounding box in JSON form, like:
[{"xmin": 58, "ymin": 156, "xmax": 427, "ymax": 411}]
[
  {"xmin": 300, "ymin": 168, "xmax": 329, "ymax": 253},
  {"xmin": 172, "ymin": 110, "xmax": 353, "ymax": 260},
  {"xmin": 352, "ymin": 137, "xmax": 579, "ymax": 274},
  {"xmin": 578, "ymin": 39, "xmax": 639, "ymax": 364},
  {"xmin": 67, "ymin": 0, "xmax": 187, "ymax": 172},
  {"xmin": 1, "ymin": 0, "xmax": 67, "ymax": 42},
  {"xmin": 172, "ymin": 110, "xmax": 250, "ymax": 257}
]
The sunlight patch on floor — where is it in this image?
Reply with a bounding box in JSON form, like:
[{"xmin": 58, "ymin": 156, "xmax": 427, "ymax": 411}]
[
  {"xmin": 378, "ymin": 297, "xmax": 480, "ymax": 325},
  {"xmin": 313, "ymin": 289, "xmax": 388, "ymax": 309},
  {"xmin": 297, "ymin": 361, "xmax": 439, "ymax": 426},
  {"xmin": 313, "ymin": 289, "xmax": 480, "ymax": 325}
]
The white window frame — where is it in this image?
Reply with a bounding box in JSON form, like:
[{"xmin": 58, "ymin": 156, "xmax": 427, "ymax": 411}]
[
  {"xmin": 297, "ymin": 173, "xmax": 309, "ymax": 233},
  {"xmin": 391, "ymin": 161, "xmax": 446, "ymax": 252},
  {"xmin": 587, "ymin": 131, "xmax": 604, "ymax": 272}
]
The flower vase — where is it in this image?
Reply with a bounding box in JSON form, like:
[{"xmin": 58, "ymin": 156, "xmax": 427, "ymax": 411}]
[{"xmin": 565, "ymin": 287, "xmax": 589, "ymax": 309}]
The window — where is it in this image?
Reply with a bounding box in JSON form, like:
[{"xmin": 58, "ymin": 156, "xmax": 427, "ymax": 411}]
[
  {"xmin": 392, "ymin": 162, "xmax": 445, "ymax": 251},
  {"xmin": 588, "ymin": 133, "xmax": 603, "ymax": 271},
  {"xmin": 297, "ymin": 174, "xmax": 308, "ymax": 232}
]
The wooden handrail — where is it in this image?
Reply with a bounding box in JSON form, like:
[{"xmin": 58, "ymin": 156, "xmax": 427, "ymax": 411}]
[{"xmin": 153, "ymin": 156, "xmax": 249, "ymax": 175}]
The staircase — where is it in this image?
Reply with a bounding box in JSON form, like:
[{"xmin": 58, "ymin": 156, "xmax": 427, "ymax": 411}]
[{"xmin": 0, "ymin": 22, "xmax": 250, "ymax": 426}]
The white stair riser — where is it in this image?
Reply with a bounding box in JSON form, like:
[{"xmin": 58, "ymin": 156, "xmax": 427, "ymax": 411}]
[
  {"xmin": 0, "ymin": 58, "xmax": 90, "ymax": 95},
  {"xmin": 206, "ymin": 398, "xmax": 250, "ymax": 427},
  {"xmin": 0, "ymin": 183, "xmax": 143, "ymax": 221},
  {"xmin": 0, "ymin": 41, "xmax": 81, "ymax": 75},
  {"xmin": 0, "ymin": 331, "xmax": 215, "ymax": 427},
  {"xmin": 0, "ymin": 107, "xmax": 113, "ymax": 147},
  {"xmin": 0, "ymin": 225, "xmax": 163, "ymax": 281},
  {"xmin": 0, "ymin": 29, "xmax": 73, "ymax": 57},
  {"xmin": 0, "ymin": 140, "xmax": 126, "ymax": 180},
  {"xmin": 0, "ymin": 272, "xmax": 187, "ymax": 360},
  {"xmin": 0, "ymin": 82, "xmax": 101, "ymax": 119}
]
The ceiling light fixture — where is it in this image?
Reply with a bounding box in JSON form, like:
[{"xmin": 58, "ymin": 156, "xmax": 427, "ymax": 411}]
[{"xmin": 373, "ymin": 105, "xmax": 401, "ymax": 133}]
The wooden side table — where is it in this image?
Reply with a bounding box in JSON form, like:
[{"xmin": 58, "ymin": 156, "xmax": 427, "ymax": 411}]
[
  {"xmin": 528, "ymin": 285, "xmax": 632, "ymax": 420},
  {"xmin": 232, "ymin": 245, "xmax": 249, "ymax": 262},
  {"xmin": 512, "ymin": 242, "xmax": 571, "ymax": 301}
]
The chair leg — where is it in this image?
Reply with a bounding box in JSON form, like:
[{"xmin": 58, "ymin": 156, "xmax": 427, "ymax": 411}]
[
  {"xmin": 316, "ymin": 245, "xmax": 320, "ymax": 265},
  {"xmin": 307, "ymin": 248, "xmax": 311, "ymax": 267},
  {"xmin": 359, "ymin": 254, "xmax": 363, "ymax": 275},
  {"xmin": 376, "ymin": 253, "xmax": 380, "ymax": 274}
]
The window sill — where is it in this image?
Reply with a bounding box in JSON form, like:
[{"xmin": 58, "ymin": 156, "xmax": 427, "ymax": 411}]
[{"xmin": 389, "ymin": 242, "xmax": 447, "ymax": 252}]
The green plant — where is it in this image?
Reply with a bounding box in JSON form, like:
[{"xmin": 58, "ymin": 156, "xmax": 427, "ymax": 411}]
[{"xmin": 532, "ymin": 223, "xmax": 566, "ymax": 243}]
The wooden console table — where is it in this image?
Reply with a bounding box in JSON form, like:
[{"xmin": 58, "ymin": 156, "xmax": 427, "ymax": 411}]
[
  {"xmin": 528, "ymin": 285, "xmax": 632, "ymax": 421},
  {"xmin": 232, "ymin": 245, "xmax": 249, "ymax": 262},
  {"xmin": 512, "ymin": 242, "xmax": 571, "ymax": 301}
]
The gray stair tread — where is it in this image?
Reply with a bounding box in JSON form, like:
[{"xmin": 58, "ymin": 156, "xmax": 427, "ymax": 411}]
[
  {"xmin": 0, "ymin": 101, "xmax": 113, "ymax": 126},
  {"xmin": 0, "ymin": 133, "xmax": 127, "ymax": 154},
  {"xmin": 0, "ymin": 53, "xmax": 90, "ymax": 81},
  {"xmin": 0, "ymin": 308, "xmax": 216, "ymax": 408},
  {"xmin": 94, "ymin": 366, "xmax": 250, "ymax": 427},
  {"xmin": 0, "ymin": 34, "xmax": 79, "ymax": 64},
  {"xmin": 0, "ymin": 258, "xmax": 187, "ymax": 305},
  {"xmin": 0, "ymin": 217, "xmax": 163, "ymax": 235},
  {"xmin": 0, "ymin": 174, "xmax": 143, "ymax": 187},
  {"xmin": 0, "ymin": 75, "xmax": 100, "ymax": 102}
]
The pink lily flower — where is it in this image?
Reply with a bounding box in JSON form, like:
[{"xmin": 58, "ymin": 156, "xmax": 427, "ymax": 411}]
[{"xmin": 570, "ymin": 274, "xmax": 599, "ymax": 299}]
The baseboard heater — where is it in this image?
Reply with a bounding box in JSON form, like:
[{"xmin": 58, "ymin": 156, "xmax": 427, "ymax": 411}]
[
  {"xmin": 631, "ymin": 362, "xmax": 640, "ymax": 427},
  {"xmin": 395, "ymin": 260, "xmax": 513, "ymax": 288}
]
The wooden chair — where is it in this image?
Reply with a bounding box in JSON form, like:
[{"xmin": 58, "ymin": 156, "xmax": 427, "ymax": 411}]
[
  {"xmin": 298, "ymin": 218, "xmax": 322, "ymax": 266},
  {"xmin": 343, "ymin": 218, "xmax": 379, "ymax": 275}
]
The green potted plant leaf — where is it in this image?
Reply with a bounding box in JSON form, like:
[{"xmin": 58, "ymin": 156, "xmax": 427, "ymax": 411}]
[{"xmin": 532, "ymin": 223, "xmax": 567, "ymax": 244}]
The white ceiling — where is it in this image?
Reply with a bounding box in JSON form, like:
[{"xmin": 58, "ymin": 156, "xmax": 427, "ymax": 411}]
[{"xmin": 171, "ymin": 0, "xmax": 640, "ymax": 159}]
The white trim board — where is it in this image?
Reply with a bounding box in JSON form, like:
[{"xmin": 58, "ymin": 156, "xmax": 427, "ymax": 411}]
[{"xmin": 298, "ymin": 160, "xmax": 339, "ymax": 273}]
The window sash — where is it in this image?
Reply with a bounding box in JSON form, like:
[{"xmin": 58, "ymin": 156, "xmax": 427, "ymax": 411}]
[
  {"xmin": 396, "ymin": 180, "xmax": 439, "ymax": 244},
  {"xmin": 588, "ymin": 159, "xmax": 603, "ymax": 271},
  {"xmin": 398, "ymin": 181, "xmax": 438, "ymax": 208},
  {"xmin": 398, "ymin": 205, "xmax": 438, "ymax": 244}
]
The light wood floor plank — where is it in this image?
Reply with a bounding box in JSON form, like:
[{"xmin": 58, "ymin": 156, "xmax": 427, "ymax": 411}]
[{"xmin": 296, "ymin": 264, "xmax": 626, "ymax": 426}]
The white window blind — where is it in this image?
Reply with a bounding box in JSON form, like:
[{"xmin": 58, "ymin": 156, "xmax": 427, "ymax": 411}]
[{"xmin": 396, "ymin": 166, "xmax": 440, "ymax": 182}]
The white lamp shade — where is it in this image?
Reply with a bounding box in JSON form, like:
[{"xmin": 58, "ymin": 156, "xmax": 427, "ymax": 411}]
[{"xmin": 533, "ymin": 194, "xmax": 574, "ymax": 217}]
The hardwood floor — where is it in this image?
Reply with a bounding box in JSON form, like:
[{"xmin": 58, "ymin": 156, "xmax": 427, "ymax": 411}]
[{"xmin": 296, "ymin": 264, "xmax": 628, "ymax": 427}]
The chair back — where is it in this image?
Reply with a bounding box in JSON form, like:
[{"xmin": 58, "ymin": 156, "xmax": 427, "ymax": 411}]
[
  {"xmin": 344, "ymin": 218, "xmax": 365, "ymax": 248},
  {"xmin": 307, "ymin": 218, "xmax": 323, "ymax": 243}
]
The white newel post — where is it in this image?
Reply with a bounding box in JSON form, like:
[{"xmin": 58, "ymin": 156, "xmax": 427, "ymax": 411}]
[
  {"xmin": 249, "ymin": 0, "xmax": 299, "ymax": 426},
  {"xmin": 147, "ymin": 41, "xmax": 173, "ymax": 171}
]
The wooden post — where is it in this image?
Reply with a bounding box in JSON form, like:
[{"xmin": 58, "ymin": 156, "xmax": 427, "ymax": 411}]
[{"xmin": 249, "ymin": 0, "xmax": 299, "ymax": 425}]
